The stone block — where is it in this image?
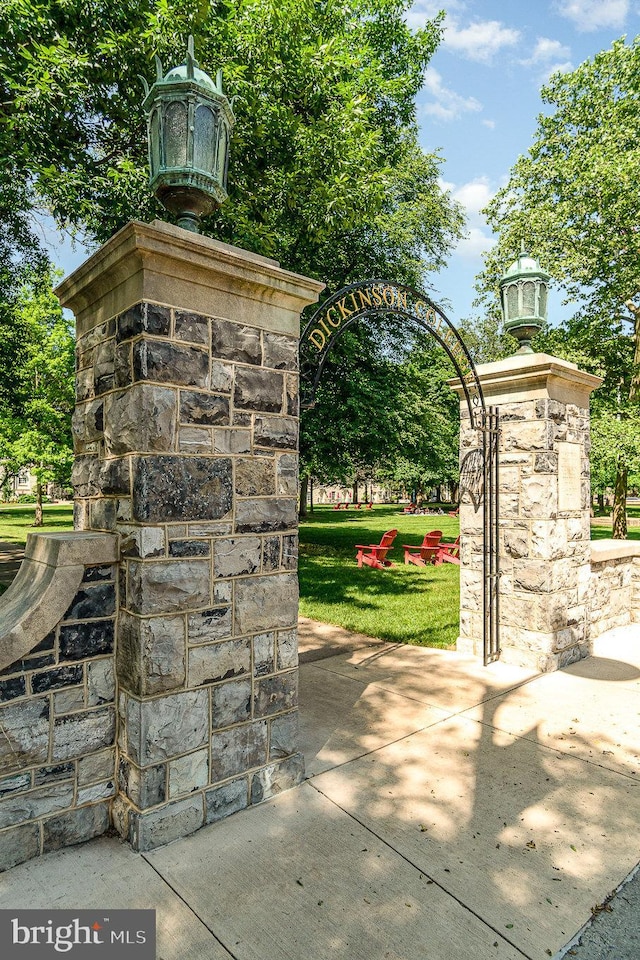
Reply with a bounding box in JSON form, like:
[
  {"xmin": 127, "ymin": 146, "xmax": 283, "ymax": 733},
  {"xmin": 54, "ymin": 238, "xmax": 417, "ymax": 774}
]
[
  {"xmin": 103, "ymin": 384, "xmax": 177, "ymax": 456},
  {"xmin": 188, "ymin": 607, "xmax": 233, "ymax": 644},
  {"xmin": 253, "ymin": 633, "xmax": 275, "ymax": 676},
  {"xmin": 175, "ymin": 310, "xmax": 209, "ymax": 344},
  {"xmin": 189, "ymin": 638, "xmax": 251, "ymax": 687},
  {"xmin": 213, "ymin": 580, "xmax": 233, "ymax": 604},
  {"xmin": 210, "ymin": 721, "xmax": 268, "ymax": 782},
  {"xmin": 234, "ymin": 573, "xmax": 298, "ymax": 635},
  {"xmin": 211, "ymin": 678, "xmax": 252, "ymax": 728},
  {"xmin": 0, "ymin": 676, "xmax": 26, "ymax": 701},
  {"xmin": 126, "ymin": 689, "xmax": 209, "ymax": 765},
  {"xmin": 114, "ymin": 341, "xmax": 131, "ymax": 387},
  {"xmin": 180, "ymin": 390, "xmax": 230, "ymax": 426},
  {"xmin": 282, "ymin": 534, "xmax": 298, "ymax": 570},
  {"xmin": 87, "ymin": 659, "xmax": 116, "ymax": 705},
  {"xmin": 214, "ymin": 537, "xmax": 261, "ymax": 578},
  {"xmin": 0, "ymin": 699, "xmax": 50, "ymax": 773},
  {"xmin": 0, "ymin": 822, "xmax": 41, "ymax": 872},
  {"xmin": 235, "ymin": 457, "xmax": 275, "ymax": 497},
  {"xmin": 120, "ymin": 525, "xmax": 165, "ymax": 559},
  {"xmin": 254, "ymin": 415, "xmax": 297, "ymax": 450},
  {"xmin": 132, "ymin": 455, "xmax": 233, "ymax": 523},
  {"xmin": 235, "ymin": 498, "xmax": 297, "ymax": 534},
  {"xmin": 168, "ymin": 749, "xmax": 209, "ymax": 798},
  {"xmin": 263, "ymin": 332, "xmax": 298, "ymax": 370},
  {"xmin": 276, "ymin": 454, "xmax": 298, "ymax": 496},
  {"xmin": 269, "ymin": 711, "xmax": 298, "ymax": 760},
  {"xmin": 118, "ymin": 757, "xmax": 165, "ymax": 808},
  {"xmin": 54, "ymin": 687, "xmax": 85, "ymax": 714},
  {"xmin": 133, "ymin": 339, "xmax": 210, "ymax": 388},
  {"xmin": 59, "ymin": 621, "xmax": 114, "ymax": 661},
  {"xmin": 502, "ymin": 420, "xmax": 551, "ymax": 451},
  {"xmin": 234, "ymin": 367, "xmax": 284, "ymax": 414},
  {"xmin": 0, "ymin": 774, "xmax": 31, "ymax": 795},
  {"xmin": 77, "ymin": 780, "xmax": 115, "ymax": 805},
  {"xmin": 90, "ymin": 498, "xmax": 118, "ymax": 532},
  {"xmin": 98, "ymin": 458, "xmax": 130, "ymax": 495},
  {"xmin": 262, "ymin": 537, "xmax": 281, "ymax": 571},
  {"xmin": 52, "ymin": 707, "xmax": 116, "ymax": 761},
  {"xmin": 168, "ymin": 539, "xmax": 210, "ymax": 558},
  {"xmin": 285, "ymin": 374, "xmax": 298, "ymax": 417},
  {"xmin": 205, "ymin": 777, "xmax": 248, "ymax": 824},
  {"xmin": 31, "ymin": 665, "xmax": 83, "ymax": 694},
  {"xmin": 117, "ymin": 612, "xmax": 186, "ymax": 696},
  {"xmin": 0, "ymin": 783, "xmax": 74, "ymax": 829},
  {"xmin": 94, "ymin": 339, "xmax": 115, "ymax": 395},
  {"xmin": 127, "ymin": 559, "xmax": 210, "ymax": 616},
  {"xmin": 254, "ymin": 671, "xmax": 298, "ymax": 718},
  {"xmin": 210, "ymin": 361, "xmax": 234, "ymax": 394},
  {"xmin": 78, "ymin": 748, "xmax": 116, "ymax": 786},
  {"xmin": 276, "ymin": 629, "xmax": 298, "ymax": 670},
  {"xmin": 250, "ymin": 753, "xmax": 304, "ymax": 804},
  {"xmin": 211, "ymin": 319, "xmax": 261, "ymax": 365},
  {"xmin": 64, "ymin": 582, "xmax": 116, "ymax": 621},
  {"xmin": 179, "ymin": 427, "xmax": 212, "ymax": 453},
  {"xmin": 116, "ymin": 302, "xmax": 171, "ymax": 341},
  {"xmin": 33, "ymin": 763, "xmax": 74, "ymax": 786},
  {"xmin": 213, "ymin": 428, "xmax": 251, "ymax": 454},
  {"xmin": 128, "ymin": 796, "xmax": 204, "ymax": 852}
]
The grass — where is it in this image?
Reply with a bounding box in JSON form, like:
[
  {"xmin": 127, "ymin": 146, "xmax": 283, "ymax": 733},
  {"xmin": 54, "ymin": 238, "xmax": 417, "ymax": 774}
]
[
  {"xmin": 0, "ymin": 503, "xmax": 74, "ymax": 543},
  {"xmin": 299, "ymin": 505, "xmax": 460, "ymax": 649}
]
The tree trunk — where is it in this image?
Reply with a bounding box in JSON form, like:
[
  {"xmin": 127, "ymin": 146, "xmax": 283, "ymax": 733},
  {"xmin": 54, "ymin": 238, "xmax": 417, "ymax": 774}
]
[
  {"xmin": 309, "ymin": 476, "xmax": 314, "ymax": 514},
  {"xmin": 299, "ymin": 475, "xmax": 308, "ymax": 519},
  {"xmin": 352, "ymin": 479, "xmax": 358, "ymax": 504},
  {"xmin": 612, "ymin": 458, "xmax": 628, "ymax": 539},
  {"xmin": 33, "ymin": 479, "xmax": 44, "ymax": 527},
  {"xmin": 450, "ymin": 481, "xmax": 460, "ymax": 504},
  {"xmin": 597, "ymin": 491, "xmax": 605, "ymax": 513}
]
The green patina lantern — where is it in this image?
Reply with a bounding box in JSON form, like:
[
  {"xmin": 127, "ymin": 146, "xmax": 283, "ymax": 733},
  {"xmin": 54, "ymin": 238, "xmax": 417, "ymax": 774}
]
[
  {"xmin": 143, "ymin": 36, "xmax": 234, "ymax": 232},
  {"xmin": 499, "ymin": 242, "xmax": 550, "ymax": 354}
]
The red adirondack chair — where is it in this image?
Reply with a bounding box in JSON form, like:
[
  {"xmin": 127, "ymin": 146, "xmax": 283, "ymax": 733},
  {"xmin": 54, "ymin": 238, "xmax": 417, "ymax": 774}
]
[
  {"xmin": 434, "ymin": 536, "xmax": 461, "ymax": 565},
  {"xmin": 365, "ymin": 502, "xmax": 373, "ymax": 509},
  {"xmin": 402, "ymin": 530, "xmax": 443, "ymax": 566},
  {"xmin": 355, "ymin": 529, "xmax": 398, "ymax": 569}
]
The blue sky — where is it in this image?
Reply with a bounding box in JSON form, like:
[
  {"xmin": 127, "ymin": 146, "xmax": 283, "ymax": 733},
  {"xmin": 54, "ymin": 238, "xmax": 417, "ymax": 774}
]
[{"xmin": 46, "ymin": 0, "xmax": 640, "ymax": 328}]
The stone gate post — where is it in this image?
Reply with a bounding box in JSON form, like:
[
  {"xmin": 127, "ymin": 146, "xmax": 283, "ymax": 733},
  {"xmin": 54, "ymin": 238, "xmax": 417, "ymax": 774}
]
[
  {"xmin": 454, "ymin": 353, "xmax": 602, "ymax": 672},
  {"xmin": 57, "ymin": 220, "xmax": 322, "ymax": 850}
]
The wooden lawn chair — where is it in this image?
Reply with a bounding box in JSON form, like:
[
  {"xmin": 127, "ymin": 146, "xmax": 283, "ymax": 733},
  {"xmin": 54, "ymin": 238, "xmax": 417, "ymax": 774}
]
[
  {"xmin": 355, "ymin": 529, "xmax": 398, "ymax": 569},
  {"xmin": 402, "ymin": 530, "xmax": 442, "ymax": 566},
  {"xmin": 434, "ymin": 536, "xmax": 461, "ymax": 565},
  {"xmin": 353, "ymin": 503, "xmax": 362, "ymax": 509},
  {"xmin": 365, "ymin": 502, "xmax": 373, "ymax": 509}
]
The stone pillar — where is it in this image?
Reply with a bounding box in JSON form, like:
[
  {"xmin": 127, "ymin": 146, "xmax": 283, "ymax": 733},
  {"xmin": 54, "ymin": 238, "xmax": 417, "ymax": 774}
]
[
  {"xmin": 454, "ymin": 353, "xmax": 602, "ymax": 672},
  {"xmin": 57, "ymin": 220, "xmax": 323, "ymax": 850}
]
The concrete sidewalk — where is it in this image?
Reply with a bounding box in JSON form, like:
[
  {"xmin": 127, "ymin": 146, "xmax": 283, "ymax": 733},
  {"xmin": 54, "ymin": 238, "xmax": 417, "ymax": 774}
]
[{"xmin": 1, "ymin": 625, "xmax": 639, "ymax": 960}]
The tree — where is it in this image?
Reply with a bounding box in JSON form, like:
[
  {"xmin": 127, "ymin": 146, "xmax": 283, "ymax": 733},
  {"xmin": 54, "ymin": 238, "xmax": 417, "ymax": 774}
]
[
  {"xmin": 478, "ymin": 36, "xmax": 640, "ymax": 535},
  {"xmin": 0, "ymin": 275, "xmax": 75, "ymax": 524}
]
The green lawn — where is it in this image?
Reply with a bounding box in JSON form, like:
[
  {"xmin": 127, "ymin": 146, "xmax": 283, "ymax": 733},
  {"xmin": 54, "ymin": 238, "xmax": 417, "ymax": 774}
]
[
  {"xmin": 0, "ymin": 504, "xmax": 74, "ymax": 542},
  {"xmin": 299, "ymin": 505, "xmax": 460, "ymax": 649},
  {"xmin": 2, "ymin": 501, "xmax": 639, "ymax": 651}
]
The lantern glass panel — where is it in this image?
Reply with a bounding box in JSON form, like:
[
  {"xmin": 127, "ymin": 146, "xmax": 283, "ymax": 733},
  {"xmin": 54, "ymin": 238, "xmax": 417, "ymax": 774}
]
[
  {"xmin": 165, "ymin": 101, "xmax": 188, "ymax": 167},
  {"xmin": 507, "ymin": 284, "xmax": 518, "ymax": 319},
  {"xmin": 523, "ymin": 281, "xmax": 536, "ymax": 314},
  {"xmin": 539, "ymin": 283, "xmax": 547, "ymax": 319},
  {"xmin": 150, "ymin": 109, "xmax": 161, "ymax": 175},
  {"xmin": 218, "ymin": 125, "xmax": 228, "ymax": 183},
  {"xmin": 194, "ymin": 105, "xmax": 216, "ymax": 173}
]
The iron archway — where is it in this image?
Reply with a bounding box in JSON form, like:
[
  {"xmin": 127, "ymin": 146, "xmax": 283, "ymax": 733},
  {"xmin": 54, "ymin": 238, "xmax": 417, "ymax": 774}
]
[{"xmin": 299, "ymin": 279, "xmax": 500, "ymax": 665}]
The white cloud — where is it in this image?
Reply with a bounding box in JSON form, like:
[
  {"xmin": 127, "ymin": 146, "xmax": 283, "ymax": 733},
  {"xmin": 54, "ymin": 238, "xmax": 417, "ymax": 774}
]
[
  {"xmin": 556, "ymin": 0, "xmax": 629, "ymax": 31},
  {"xmin": 440, "ymin": 177, "xmax": 497, "ymax": 260},
  {"xmin": 444, "ymin": 19, "xmax": 521, "ymax": 63},
  {"xmin": 406, "ymin": 1, "xmax": 467, "ymax": 30},
  {"xmin": 482, "ymin": 119, "xmax": 496, "ymax": 129},
  {"xmin": 520, "ymin": 36, "xmax": 573, "ymax": 82},
  {"xmin": 423, "ymin": 68, "xmax": 482, "ymax": 122}
]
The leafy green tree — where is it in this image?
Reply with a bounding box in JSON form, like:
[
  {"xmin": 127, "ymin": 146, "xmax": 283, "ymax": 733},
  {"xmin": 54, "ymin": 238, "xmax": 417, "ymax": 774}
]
[
  {"xmin": 0, "ymin": 275, "xmax": 75, "ymax": 524},
  {"xmin": 478, "ymin": 36, "xmax": 640, "ymax": 535}
]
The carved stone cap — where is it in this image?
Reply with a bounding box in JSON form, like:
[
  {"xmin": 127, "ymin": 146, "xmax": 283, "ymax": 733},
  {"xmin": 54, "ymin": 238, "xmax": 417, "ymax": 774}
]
[
  {"xmin": 56, "ymin": 219, "xmax": 325, "ymax": 338},
  {"xmin": 449, "ymin": 352, "xmax": 603, "ymax": 407}
]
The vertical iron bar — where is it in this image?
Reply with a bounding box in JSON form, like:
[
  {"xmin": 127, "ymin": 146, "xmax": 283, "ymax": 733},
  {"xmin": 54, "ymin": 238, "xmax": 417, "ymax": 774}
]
[{"xmin": 482, "ymin": 411, "xmax": 490, "ymax": 665}]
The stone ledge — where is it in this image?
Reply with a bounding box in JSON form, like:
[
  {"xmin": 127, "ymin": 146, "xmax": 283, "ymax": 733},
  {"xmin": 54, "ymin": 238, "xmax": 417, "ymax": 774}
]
[
  {"xmin": 449, "ymin": 353, "xmax": 602, "ymax": 406},
  {"xmin": 591, "ymin": 539, "xmax": 640, "ymax": 564},
  {"xmin": 0, "ymin": 533, "xmax": 118, "ymax": 672}
]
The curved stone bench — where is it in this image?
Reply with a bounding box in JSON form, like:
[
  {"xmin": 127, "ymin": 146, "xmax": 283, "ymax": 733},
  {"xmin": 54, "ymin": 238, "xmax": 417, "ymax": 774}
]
[{"xmin": 0, "ymin": 531, "xmax": 118, "ymax": 673}]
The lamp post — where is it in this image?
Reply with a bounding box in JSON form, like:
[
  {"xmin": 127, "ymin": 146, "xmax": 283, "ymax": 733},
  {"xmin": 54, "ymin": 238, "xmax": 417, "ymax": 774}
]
[
  {"xmin": 499, "ymin": 242, "xmax": 550, "ymax": 354},
  {"xmin": 143, "ymin": 36, "xmax": 234, "ymax": 232}
]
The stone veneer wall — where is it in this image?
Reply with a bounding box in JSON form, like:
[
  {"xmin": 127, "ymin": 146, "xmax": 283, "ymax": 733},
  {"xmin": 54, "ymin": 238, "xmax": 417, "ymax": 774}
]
[
  {"xmin": 59, "ymin": 220, "xmax": 323, "ymax": 852},
  {"xmin": 588, "ymin": 541, "xmax": 640, "ymax": 639},
  {"xmin": 0, "ymin": 533, "xmax": 118, "ymax": 871}
]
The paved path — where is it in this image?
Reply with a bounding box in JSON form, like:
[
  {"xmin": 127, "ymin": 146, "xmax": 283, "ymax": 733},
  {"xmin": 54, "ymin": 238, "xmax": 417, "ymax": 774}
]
[
  {"xmin": 0, "ymin": 541, "xmax": 23, "ymax": 588},
  {"xmin": 1, "ymin": 621, "xmax": 639, "ymax": 959}
]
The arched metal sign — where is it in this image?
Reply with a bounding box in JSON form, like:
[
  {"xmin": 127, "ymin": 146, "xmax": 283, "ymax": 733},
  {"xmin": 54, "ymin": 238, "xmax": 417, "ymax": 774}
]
[{"xmin": 299, "ymin": 279, "xmax": 500, "ymax": 664}]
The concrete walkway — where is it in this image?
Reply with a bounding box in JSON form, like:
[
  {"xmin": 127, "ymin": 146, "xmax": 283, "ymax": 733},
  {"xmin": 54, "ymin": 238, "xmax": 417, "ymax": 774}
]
[{"xmin": 1, "ymin": 623, "xmax": 639, "ymax": 960}]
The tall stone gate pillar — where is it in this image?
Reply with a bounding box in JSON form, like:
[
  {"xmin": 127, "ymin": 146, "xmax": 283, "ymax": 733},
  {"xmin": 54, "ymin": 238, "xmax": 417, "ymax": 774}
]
[
  {"xmin": 455, "ymin": 353, "xmax": 602, "ymax": 672},
  {"xmin": 57, "ymin": 220, "xmax": 323, "ymax": 850}
]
